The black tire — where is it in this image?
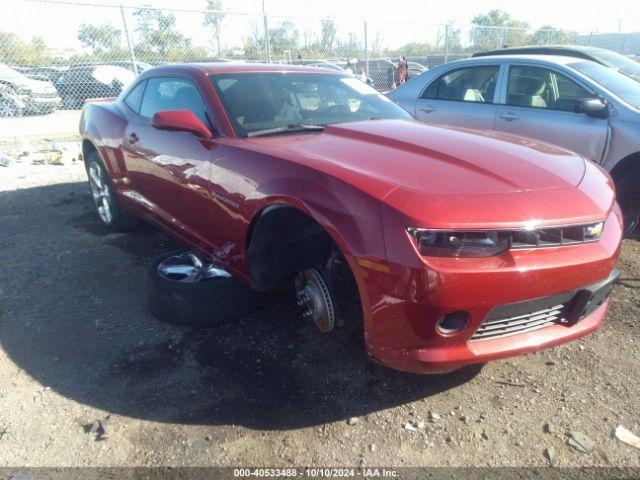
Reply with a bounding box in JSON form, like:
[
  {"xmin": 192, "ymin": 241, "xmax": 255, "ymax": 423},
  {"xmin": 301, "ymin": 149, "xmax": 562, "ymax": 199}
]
[
  {"xmin": 146, "ymin": 251, "xmax": 261, "ymax": 328},
  {"xmin": 85, "ymin": 151, "xmax": 138, "ymax": 231},
  {"xmin": 616, "ymin": 166, "xmax": 640, "ymax": 237}
]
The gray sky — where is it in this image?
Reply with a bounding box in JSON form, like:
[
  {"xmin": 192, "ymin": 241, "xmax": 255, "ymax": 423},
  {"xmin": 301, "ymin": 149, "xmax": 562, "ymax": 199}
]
[{"xmin": 3, "ymin": 0, "xmax": 639, "ymax": 52}]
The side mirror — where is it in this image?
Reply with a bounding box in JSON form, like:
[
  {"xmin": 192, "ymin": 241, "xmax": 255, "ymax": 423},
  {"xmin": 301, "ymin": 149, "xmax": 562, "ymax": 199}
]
[
  {"xmin": 151, "ymin": 110, "xmax": 212, "ymax": 138},
  {"xmin": 575, "ymin": 98, "xmax": 609, "ymax": 119}
]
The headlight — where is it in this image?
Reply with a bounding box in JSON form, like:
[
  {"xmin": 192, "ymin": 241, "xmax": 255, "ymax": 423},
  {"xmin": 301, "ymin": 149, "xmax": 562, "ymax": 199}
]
[
  {"xmin": 408, "ymin": 221, "xmax": 605, "ymax": 258},
  {"xmin": 584, "ymin": 221, "xmax": 604, "ymax": 239},
  {"xmin": 407, "ymin": 228, "xmax": 511, "ymax": 258}
]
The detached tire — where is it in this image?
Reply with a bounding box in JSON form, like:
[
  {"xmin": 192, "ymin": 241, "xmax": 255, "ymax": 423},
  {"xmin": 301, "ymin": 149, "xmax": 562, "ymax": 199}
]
[{"xmin": 146, "ymin": 251, "xmax": 261, "ymax": 328}]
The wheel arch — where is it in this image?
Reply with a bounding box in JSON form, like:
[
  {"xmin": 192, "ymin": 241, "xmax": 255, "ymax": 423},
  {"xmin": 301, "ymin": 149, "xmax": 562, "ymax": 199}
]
[
  {"xmin": 610, "ymin": 151, "xmax": 640, "ymax": 183},
  {"xmin": 243, "ymin": 180, "xmax": 383, "ymax": 319},
  {"xmin": 81, "ymin": 138, "xmax": 99, "ymax": 166},
  {"xmin": 245, "ymin": 199, "xmax": 355, "ymax": 290}
]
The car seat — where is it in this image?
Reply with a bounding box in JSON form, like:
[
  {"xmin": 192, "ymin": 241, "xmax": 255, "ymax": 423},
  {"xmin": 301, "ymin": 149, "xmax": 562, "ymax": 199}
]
[{"xmin": 508, "ymin": 76, "xmax": 548, "ymax": 108}]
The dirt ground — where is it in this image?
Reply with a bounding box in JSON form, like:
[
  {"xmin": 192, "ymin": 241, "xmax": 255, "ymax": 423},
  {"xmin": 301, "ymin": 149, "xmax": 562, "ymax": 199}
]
[{"xmin": 1, "ymin": 158, "xmax": 639, "ymax": 469}]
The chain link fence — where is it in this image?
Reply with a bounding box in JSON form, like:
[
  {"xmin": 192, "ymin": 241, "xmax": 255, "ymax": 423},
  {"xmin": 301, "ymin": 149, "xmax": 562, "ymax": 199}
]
[{"xmin": 1, "ymin": 0, "xmax": 638, "ymax": 143}]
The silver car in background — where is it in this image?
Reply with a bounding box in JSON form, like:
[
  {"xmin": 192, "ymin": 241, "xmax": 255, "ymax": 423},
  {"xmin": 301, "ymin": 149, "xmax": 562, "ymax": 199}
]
[{"xmin": 387, "ymin": 54, "xmax": 640, "ymax": 234}]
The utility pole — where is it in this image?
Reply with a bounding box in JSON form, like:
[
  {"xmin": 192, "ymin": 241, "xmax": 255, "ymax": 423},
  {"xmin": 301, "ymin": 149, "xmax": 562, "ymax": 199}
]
[
  {"xmin": 444, "ymin": 23, "xmax": 449, "ymax": 63},
  {"xmin": 262, "ymin": 0, "xmax": 271, "ymax": 63},
  {"xmin": 120, "ymin": 4, "xmax": 138, "ymax": 75},
  {"xmin": 364, "ymin": 21, "xmax": 369, "ymax": 78}
]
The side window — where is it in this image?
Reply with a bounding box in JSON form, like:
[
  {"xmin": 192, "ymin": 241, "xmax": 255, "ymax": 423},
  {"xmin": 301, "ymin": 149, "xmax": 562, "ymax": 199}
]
[
  {"xmin": 140, "ymin": 77, "xmax": 208, "ymax": 124},
  {"xmin": 421, "ymin": 66, "xmax": 499, "ymax": 103},
  {"xmin": 554, "ymin": 73, "xmax": 595, "ymax": 111},
  {"xmin": 507, "ymin": 66, "xmax": 594, "ymax": 111},
  {"xmin": 124, "ymin": 80, "xmax": 146, "ymax": 114}
]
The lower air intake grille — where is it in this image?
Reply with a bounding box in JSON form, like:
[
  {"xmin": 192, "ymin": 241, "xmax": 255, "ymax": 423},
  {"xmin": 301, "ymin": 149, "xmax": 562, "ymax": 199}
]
[{"xmin": 470, "ymin": 304, "xmax": 565, "ymax": 341}]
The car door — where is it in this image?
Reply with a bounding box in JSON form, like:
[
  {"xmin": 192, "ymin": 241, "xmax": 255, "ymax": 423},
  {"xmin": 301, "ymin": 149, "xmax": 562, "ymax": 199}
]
[
  {"xmin": 495, "ymin": 64, "xmax": 608, "ymax": 162},
  {"xmin": 414, "ymin": 64, "xmax": 502, "ymax": 130},
  {"xmin": 121, "ymin": 76, "xmax": 218, "ymax": 249}
]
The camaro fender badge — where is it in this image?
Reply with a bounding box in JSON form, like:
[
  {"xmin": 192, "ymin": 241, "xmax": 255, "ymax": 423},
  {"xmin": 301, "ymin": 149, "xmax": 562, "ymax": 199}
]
[{"xmin": 211, "ymin": 191, "xmax": 240, "ymax": 209}]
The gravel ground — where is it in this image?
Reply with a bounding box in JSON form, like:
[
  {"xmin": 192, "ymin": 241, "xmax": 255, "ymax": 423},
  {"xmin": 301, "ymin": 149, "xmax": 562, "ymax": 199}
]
[{"xmin": 0, "ymin": 158, "xmax": 639, "ymax": 469}]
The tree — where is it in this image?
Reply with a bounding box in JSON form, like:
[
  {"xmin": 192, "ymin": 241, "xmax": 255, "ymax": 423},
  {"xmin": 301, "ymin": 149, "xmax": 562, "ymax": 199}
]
[
  {"xmin": 203, "ymin": 0, "xmax": 225, "ymax": 55},
  {"xmin": 77, "ymin": 24, "xmax": 121, "ymax": 54},
  {"xmin": 504, "ymin": 19, "xmax": 532, "ymax": 47},
  {"xmin": 532, "ymin": 26, "xmax": 575, "ymax": 45},
  {"xmin": 336, "ymin": 32, "xmax": 362, "ymax": 58},
  {"xmin": 436, "ymin": 23, "xmax": 462, "ymax": 53},
  {"xmin": 320, "ymin": 17, "xmax": 336, "ymax": 54},
  {"xmin": 0, "ymin": 32, "xmax": 50, "ymax": 65},
  {"xmin": 243, "ymin": 20, "xmax": 300, "ymax": 60},
  {"xmin": 133, "ymin": 9, "xmax": 190, "ymax": 57},
  {"xmin": 470, "ymin": 10, "xmax": 531, "ymax": 50}
]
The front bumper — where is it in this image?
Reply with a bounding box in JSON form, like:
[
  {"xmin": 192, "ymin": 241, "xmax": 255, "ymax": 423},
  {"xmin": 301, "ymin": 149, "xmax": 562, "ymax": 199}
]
[
  {"xmin": 352, "ymin": 206, "xmax": 622, "ymax": 374},
  {"xmin": 368, "ymin": 271, "xmax": 618, "ymax": 373}
]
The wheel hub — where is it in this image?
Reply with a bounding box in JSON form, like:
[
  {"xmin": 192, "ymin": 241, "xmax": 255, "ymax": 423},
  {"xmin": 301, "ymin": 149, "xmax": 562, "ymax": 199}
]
[
  {"xmin": 295, "ymin": 268, "xmax": 335, "ymax": 333},
  {"xmin": 88, "ymin": 162, "xmax": 113, "ymax": 224},
  {"xmin": 157, "ymin": 251, "xmax": 231, "ymax": 283}
]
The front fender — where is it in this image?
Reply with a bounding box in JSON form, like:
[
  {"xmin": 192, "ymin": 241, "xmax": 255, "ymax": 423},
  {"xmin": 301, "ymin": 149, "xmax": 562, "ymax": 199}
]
[{"xmin": 250, "ymin": 175, "xmax": 386, "ymax": 261}]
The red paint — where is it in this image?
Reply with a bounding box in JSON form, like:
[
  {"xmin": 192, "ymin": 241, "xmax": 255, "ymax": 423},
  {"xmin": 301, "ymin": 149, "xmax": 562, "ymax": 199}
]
[
  {"xmin": 80, "ymin": 63, "xmax": 622, "ymax": 374},
  {"xmin": 151, "ymin": 110, "xmax": 212, "ymax": 138}
]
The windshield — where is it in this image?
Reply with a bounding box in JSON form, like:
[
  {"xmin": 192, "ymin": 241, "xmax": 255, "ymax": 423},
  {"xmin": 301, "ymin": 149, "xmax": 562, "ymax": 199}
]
[
  {"xmin": 570, "ymin": 60, "xmax": 640, "ymax": 109},
  {"xmin": 209, "ymin": 72, "xmax": 412, "ymax": 137},
  {"xmin": 587, "ymin": 49, "xmax": 640, "ymax": 81}
]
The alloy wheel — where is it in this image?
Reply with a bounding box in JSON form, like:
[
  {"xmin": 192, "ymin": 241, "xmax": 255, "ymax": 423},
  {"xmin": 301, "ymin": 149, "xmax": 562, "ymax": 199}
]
[
  {"xmin": 88, "ymin": 162, "xmax": 114, "ymax": 225},
  {"xmin": 157, "ymin": 251, "xmax": 231, "ymax": 283}
]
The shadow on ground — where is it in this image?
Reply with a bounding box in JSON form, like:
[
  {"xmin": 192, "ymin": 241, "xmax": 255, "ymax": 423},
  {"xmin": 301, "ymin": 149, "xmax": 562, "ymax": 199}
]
[{"xmin": 0, "ymin": 182, "xmax": 481, "ymax": 430}]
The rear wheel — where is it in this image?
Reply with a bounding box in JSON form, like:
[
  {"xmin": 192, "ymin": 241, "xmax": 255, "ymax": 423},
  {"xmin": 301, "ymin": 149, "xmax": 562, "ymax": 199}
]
[{"xmin": 86, "ymin": 152, "xmax": 138, "ymax": 231}]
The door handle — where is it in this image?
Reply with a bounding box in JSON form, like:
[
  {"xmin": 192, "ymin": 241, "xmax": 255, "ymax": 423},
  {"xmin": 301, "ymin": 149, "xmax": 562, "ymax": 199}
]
[
  {"xmin": 419, "ymin": 105, "xmax": 436, "ymax": 113},
  {"xmin": 127, "ymin": 132, "xmax": 139, "ymax": 144},
  {"xmin": 498, "ymin": 112, "xmax": 520, "ymax": 121}
]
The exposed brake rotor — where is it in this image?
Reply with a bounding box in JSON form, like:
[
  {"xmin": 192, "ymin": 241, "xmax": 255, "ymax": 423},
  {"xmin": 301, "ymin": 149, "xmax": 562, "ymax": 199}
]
[{"xmin": 295, "ymin": 268, "xmax": 335, "ymax": 333}]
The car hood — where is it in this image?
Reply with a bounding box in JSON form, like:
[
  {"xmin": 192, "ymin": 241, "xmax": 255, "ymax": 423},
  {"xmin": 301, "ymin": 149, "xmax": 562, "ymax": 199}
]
[{"xmin": 247, "ymin": 119, "xmax": 614, "ymax": 228}]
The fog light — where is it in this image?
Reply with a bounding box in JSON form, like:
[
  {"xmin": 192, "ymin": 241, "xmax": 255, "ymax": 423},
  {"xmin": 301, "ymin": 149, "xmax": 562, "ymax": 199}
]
[{"xmin": 437, "ymin": 311, "xmax": 470, "ymax": 335}]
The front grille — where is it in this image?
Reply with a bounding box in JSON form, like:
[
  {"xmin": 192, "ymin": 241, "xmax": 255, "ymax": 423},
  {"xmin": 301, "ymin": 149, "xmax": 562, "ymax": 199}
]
[
  {"xmin": 470, "ymin": 304, "xmax": 565, "ymax": 341},
  {"xmin": 507, "ymin": 223, "xmax": 602, "ymax": 249},
  {"xmin": 469, "ymin": 271, "xmax": 618, "ymax": 342}
]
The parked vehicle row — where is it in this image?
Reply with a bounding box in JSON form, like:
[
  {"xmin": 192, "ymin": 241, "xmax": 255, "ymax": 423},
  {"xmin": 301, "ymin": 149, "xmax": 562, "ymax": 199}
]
[
  {"xmin": 0, "ymin": 63, "xmax": 61, "ymax": 117},
  {"xmin": 387, "ymin": 52, "xmax": 640, "ymax": 234},
  {"xmin": 473, "ymin": 45, "xmax": 640, "ymax": 82},
  {"xmin": 1, "ymin": 62, "xmax": 149, "ymax": 116},
  {"xmin": 80, "ymin": 62, "xmax": 621, "ymax": 374}
]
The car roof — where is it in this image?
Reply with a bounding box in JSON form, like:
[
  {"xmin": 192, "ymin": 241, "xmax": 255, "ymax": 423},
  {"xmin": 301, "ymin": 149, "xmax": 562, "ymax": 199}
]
[
  {"xmin": 144, "ymin": 62, "xmax": 344, "ymax": 76},
  {"xmin": 447, "ymin": 54, "xmax": 588, "ymax": 67},
  {"xmin": 473, "ymin": 45, "xmax": 607, "ymax": 56}
]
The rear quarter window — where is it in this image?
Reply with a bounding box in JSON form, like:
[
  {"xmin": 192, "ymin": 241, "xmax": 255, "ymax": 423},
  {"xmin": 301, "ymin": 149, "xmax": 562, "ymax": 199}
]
[{"xmin": 123, "ymin": 80, "xmax": 146, "ymax": 114}]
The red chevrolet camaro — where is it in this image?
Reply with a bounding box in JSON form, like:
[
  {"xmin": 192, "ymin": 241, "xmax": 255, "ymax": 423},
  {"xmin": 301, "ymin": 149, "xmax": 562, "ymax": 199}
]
[{"xmin": 80, "ymin": 63, "xmax": 621, "ymax": 373}]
